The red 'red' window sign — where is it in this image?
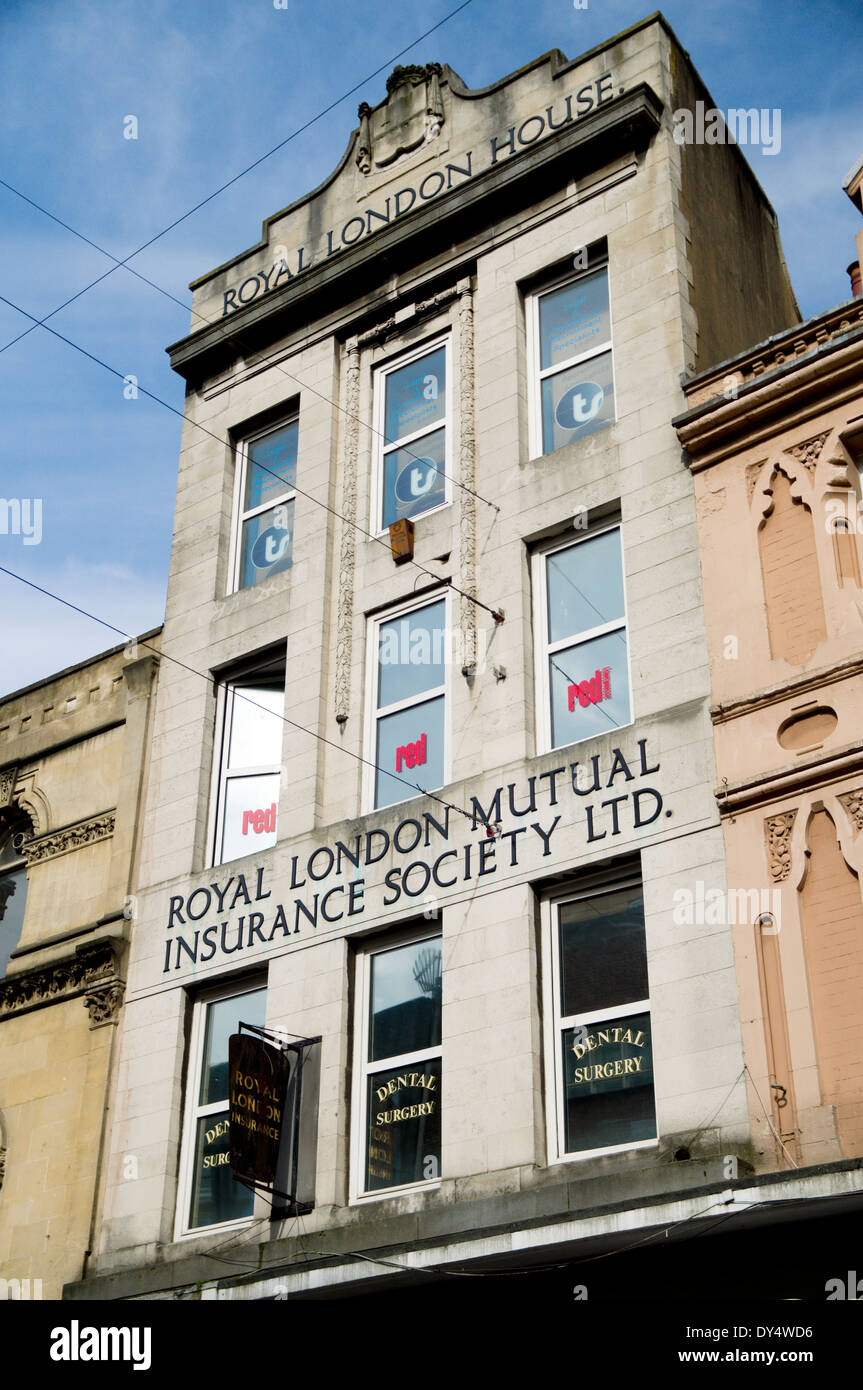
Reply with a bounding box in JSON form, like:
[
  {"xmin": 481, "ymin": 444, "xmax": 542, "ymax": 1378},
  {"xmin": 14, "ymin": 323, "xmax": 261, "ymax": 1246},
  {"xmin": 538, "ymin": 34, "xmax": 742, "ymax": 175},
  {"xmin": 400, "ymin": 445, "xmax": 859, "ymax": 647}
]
[
  {"xmin": 567, "ymin": 667, "xmax": 611, "ymax": 711},
  {"xmin": 395, "ymin": 734, "xmax": 427, "ymax": 772},
  {"xmin": 242, "ymin": 802, "xmax": 277, "ymax": 836}
]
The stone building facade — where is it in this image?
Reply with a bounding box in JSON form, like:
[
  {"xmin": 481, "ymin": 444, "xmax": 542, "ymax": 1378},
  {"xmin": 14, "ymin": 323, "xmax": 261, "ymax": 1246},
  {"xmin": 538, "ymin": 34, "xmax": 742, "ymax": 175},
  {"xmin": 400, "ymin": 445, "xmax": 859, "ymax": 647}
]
[
  {"xmin": 674, "ymin": 254, "xmax": 863, "ymax": 1176},
  {"xmin": 66, "ymin": 16, "xmax": 811, "ymax": 1302},
  {"xmin": 0, "ymin": 634, "xmax": 160, "ymax": 1299}
]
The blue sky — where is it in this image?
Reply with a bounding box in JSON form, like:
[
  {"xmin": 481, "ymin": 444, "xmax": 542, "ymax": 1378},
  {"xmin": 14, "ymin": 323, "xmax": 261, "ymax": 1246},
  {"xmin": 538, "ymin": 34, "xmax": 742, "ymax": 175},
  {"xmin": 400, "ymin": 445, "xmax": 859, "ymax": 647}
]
[{"xmin": 1, "ymin": 0, "xmax": 861, "ymax": 694}]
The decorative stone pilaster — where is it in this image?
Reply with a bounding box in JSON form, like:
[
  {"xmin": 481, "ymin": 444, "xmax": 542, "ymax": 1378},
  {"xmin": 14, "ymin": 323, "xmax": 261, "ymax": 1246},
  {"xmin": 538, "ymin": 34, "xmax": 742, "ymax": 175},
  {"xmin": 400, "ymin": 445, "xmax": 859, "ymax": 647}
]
[
  {"xmin": 457, "ymin": 278, "xmax": 477, "ymax": 675},
  {"xmin": 335, "ymin": 339, "xmax": 361, "ymax": 724},
  {"xmin": 764, "ymin": 810, "xmax": 797, "ymax": 883}
]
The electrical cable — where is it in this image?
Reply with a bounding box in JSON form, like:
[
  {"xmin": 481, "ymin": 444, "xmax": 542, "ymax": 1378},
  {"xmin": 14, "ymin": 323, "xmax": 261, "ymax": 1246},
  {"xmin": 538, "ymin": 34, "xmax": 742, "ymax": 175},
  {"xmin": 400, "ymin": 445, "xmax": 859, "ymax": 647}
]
[
  {"xmin": 0, "ymin": 174, "xmax": 498, "ymax": 516},
  {"xmin": 0, "ymin": 561, "xmax": 485, "ymax": 827},
  {"xmin": 0, "ymin": 288, "xmax": 504, "ymax": 624},
  {"xmin": 0, "ymin": 0, "xmax": 477, "ymax": 361}
]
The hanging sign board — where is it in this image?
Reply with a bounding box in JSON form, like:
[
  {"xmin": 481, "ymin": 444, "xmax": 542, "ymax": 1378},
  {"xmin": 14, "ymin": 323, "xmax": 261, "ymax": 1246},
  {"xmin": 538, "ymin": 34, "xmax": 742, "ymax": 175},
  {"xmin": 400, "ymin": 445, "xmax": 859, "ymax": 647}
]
[{"xmin": 228, "ymin": 1031, "xmax": 292, "ymax": 1188}]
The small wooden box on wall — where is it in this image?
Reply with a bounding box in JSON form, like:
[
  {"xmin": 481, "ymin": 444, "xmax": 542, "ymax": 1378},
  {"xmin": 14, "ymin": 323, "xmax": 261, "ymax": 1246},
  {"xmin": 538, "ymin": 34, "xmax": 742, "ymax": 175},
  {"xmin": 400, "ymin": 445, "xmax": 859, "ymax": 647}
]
[{"xmin": 388, "ymin": 519, "xmax": 415, "ymax": 565}]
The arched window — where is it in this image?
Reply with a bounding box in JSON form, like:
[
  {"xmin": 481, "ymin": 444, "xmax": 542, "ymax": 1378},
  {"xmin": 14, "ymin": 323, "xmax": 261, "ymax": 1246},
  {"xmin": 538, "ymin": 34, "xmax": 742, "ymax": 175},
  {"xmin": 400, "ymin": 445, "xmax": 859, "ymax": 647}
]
[{"xmin": 0, "ymin": 811, "xmax": 32, "ymax": 977}]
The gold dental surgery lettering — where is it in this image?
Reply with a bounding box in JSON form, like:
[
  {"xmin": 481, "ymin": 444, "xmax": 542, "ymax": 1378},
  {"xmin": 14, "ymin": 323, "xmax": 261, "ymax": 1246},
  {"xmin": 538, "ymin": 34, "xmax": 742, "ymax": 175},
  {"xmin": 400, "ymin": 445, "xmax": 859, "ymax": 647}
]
[
  {"xmin": 570, "ymin": 1027, "xmax": 646, "ymax": 1084},
  {"xmin": 375, "ymin": 1072, "xmax": 437, "ymax": 1124},
  {"xmin": 202, "ymin": 1118, "xmax": 230, "ymax": 1167}
]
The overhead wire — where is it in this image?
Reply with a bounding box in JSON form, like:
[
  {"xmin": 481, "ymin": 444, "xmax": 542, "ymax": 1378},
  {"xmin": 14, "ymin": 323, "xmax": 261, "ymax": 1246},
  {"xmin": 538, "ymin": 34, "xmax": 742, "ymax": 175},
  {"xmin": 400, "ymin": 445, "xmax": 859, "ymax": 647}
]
[
  {"xmin": 0, "ymin": 174, "xmax": 498, "ymax": 516},
  {"xmin": 0, "ymin": 562, "xmax": 483, "ymax": 828},
  {"xmin": 0, "ymin": 288, "xmax": 503, "ymax": 623},
  {"xmin": 0, "ymin": 0, "xmax": 477, "ymax": 361}
]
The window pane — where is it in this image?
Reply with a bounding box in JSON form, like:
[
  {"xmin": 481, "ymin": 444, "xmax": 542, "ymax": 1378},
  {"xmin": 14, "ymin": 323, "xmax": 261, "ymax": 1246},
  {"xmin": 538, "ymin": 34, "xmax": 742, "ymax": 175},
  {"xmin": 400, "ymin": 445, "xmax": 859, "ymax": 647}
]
[
  {"xmin": 539, "ymin": 271, "xmax": 610, "ymax": 371},
  {"xmin": 381, "ymin": 427, "xmax": 446, "ymax": 530},
  {"xmin": 541, "ymin": 350, "xmax": 614, "ymax": 454},
  {"xmin": 369, "ymin": 938, "xmax": 442, "ymax": 1063},
  {"xmin": 189, "ymin": 1113, "xmax": 254, "ymax": 1229},
  {"xmin": 384, "ymin": 347, "xmax": 446, "ymax": 444},
  {"xmin": 549, "ymin": 631, "xmax": 630, "ymax": 748},
  {"xmin": 199, "ymin": 989, "xmax": 266, "ymax": 1107},
  {"xmin": 559, "ymin": 888, "xmax": 647, "ymax": 1017},
  {"xmin": 238, "ymin": 499, "xmax": 294, "ymax": 590},
  {"xmin": 365, "ymin": 1056, "xmax": 441, "ymax": 1191},
  {"xmin": 546, "ymin": 531, "xmax": 624, "ymax": 643},
  {"xmin": 375, "ymin": 696, "xmax": 444, "ymax": 810},
  {"xmin": 227, "ymin": 683, "xmax": 284, "ymax": 770},
  {"xmin": 377, "ymin": 601, "xmax": 445, "ymax": 710},
  {"xmin": 0, "ymin": 864, "xmax": 27, "ymax": 977},
  {"xmin": 244, "ymin": 421, "xmax": 298, "ymax": 511},
  {"xmin": 220, "ymin": 773, "xmax": 280, "ymax": 864},
  {"xmin": 561, "ymin": 1012, "xmax": 655, "ymax": 1154}
]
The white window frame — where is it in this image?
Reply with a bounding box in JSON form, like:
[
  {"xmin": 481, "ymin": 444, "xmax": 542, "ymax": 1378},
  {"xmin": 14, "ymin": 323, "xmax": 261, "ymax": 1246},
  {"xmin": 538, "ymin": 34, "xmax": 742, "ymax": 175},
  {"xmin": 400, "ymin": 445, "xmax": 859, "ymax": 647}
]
[
  {"xmin": 527, "ymin": 263, "xmax": 615, "ymax": 461},
  {"xmin": 207, "ymin": 655, "xmax": 286, "ymax": 870},
  {"xmin": 532, "ymin": 521, "xmax": 633, "ymax": 755},
  {"xmin": 227, "ymin": 412, "xmax": 299, "ymax": 595},
  {"xmin": 371, "ymin": 335, "xmax": 452, "ymax": 536},
  {"xmin": 350, "ymin": 925, "xmax": 443, "ymax": 1204},
  {"xmin": 174, "ymin": 976, "xmax": 268, "ymax": 1241},
  {"xmin": 363, "ymin": 589, "xmax": 451, "ymax": 815},
  {"xmin": 541, "ymin": 882, "xmax": 657, "ymax": 1166}
]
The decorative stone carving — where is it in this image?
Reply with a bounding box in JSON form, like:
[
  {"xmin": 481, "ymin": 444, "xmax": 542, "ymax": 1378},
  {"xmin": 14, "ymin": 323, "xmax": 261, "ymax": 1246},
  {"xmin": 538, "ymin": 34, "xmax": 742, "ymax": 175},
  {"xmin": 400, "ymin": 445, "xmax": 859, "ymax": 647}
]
[
  {"xmin": 334, "ymin": 340, "xmax": 361, "ymax": 724},
  {"xmin": 838, "ymin": 788, "xmax": 863, "ymax": 836},
  {"xmin": 784, "ymin": 431, "xmax": 830, "ymax": 474},
  {"xmin": 23, "ymin": 810, "xmax": 115, "ymax": 865},
  {"xmin": 0, "ymin": 940, "xmax": 123, "ymax": 1028},
  {"xmin": 0, "ymin": 1147, "xmax": 5, "ymax": 1191},
  {"xmin": 426, "ymin": 63, "xmax": 444, "ymax": 139},
  {"xmin": 356, "ymin": 103, "xmax": 372, "ymax": 174},
  {"xmin": 457, "ymin": 278, "xmax": 478, "ymax": 675},
  {"xmin": 356, "ymin": 63, "xmax": 445, "ymax": 173},
  {"xmin": 745, "ymin": 460, "xmax": 766, "ymax": 503},
  {"xmin": 0, "ymin": 766, "xmax": 17, "ymax": 808},
  {"xmin": 84, "ymin": 982, "xmax": 125, "ymax": 1028},
  {"xmin": 765, "ymin": 810, "xmax": 797, "ymax": 882}
]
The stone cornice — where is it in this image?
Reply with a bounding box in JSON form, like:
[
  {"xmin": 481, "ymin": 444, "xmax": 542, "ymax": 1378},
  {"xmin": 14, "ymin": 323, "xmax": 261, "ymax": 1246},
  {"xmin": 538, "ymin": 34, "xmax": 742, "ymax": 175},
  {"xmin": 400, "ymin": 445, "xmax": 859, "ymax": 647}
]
[
  {"xmin": 710, "ymin": 654, "xmax": 863, "ymax": 725},
  {"xmin": 674, "ymin": 310, "xmax": 863, "ymax": 469},
  {"xmin": 23, "ymin": 810, "xmax": 116, "ymax": 865},
  {"xmin": 716, "ymin": 743, "xmax": 863, "ymax": 817},
  {"xmin": 0, "ymin": 940, "xmax": 125, "ymax": 1028}
]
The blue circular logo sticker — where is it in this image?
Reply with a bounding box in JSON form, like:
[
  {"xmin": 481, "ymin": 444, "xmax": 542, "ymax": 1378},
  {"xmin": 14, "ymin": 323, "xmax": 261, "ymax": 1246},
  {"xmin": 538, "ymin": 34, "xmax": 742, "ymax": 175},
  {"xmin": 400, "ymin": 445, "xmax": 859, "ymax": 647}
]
[
  {"xmin": 394, "ymin": 457, "xmax": 441, "ymax": 506},
  {"xmin": 555, "ymin": 381, "xmax": 604, "ymax": 431},
  {"xmin": 250, "ymin": 526, "xmax": 292, "ymax": 571}
]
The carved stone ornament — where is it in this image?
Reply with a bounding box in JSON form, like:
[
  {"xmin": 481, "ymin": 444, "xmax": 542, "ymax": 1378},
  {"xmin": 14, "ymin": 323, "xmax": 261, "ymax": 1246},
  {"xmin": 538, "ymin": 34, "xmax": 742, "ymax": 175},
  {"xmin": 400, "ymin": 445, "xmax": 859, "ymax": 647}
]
[
  {"xmin": 745, "ymin": 461, "xmax": 767, "ymax": 504},
  {"xmin": 783, "ymin": 431, "xmax": 831, "ymax": 474},
  {"xmin": 23, "ymin": 810, "xmax": 115, "ymax": 865},
  {"xmin": 838, "ymin": 788, "xmax": 863, "ymax": 836},
  {"xmin": 356, "ymin": 62, "xmax": 445, "ymax": 173},
  {"xmin": 0, "ymin": 766, "xmax": 17, "ymax": 808},
  {"xmin": 0, "ymin": 1147, "xmax": 5, "ymax": 1191},
  {"xmin": 84, "ymin": 982, "xmax": 125, "ymax": 1028},
  {"xmin": 765, "ymin": 810, "xmax": 797, "ymax": 883},
  {"xmin": 0, "ymin": 940, "xmax": 123, "ymax": 1028}
]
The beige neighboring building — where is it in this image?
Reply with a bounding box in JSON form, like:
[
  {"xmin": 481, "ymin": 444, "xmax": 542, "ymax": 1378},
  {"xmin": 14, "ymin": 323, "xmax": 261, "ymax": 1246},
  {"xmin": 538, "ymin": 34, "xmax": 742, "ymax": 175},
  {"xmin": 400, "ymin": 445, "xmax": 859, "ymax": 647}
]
[
  {"xmin": 675, "ymin": 234, "xmax": 863, "ymax": 1175},
  {"xmin": 0, "ymin": 634, "xmax": 160, "ymax": 1299}
]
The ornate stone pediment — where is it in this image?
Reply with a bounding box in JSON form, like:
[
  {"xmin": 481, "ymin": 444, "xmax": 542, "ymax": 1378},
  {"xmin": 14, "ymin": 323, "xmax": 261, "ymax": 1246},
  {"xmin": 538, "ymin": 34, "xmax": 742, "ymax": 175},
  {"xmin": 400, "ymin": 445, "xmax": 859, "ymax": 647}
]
[{"xmin": 357, "ymin": 63, "xmax": 444, "ymax": 174}]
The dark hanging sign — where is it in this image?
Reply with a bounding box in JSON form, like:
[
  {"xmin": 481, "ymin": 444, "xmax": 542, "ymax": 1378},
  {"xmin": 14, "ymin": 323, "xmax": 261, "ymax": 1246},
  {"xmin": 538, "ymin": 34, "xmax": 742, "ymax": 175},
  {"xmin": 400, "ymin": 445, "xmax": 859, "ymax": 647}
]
[
  {"xmin": 228, "ymin": 1024, "xmax": 322, "ymax": 1216},
  {"xmin": 228, "ymin": 1031, "xmax": 291, "ymax": 1188}
]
